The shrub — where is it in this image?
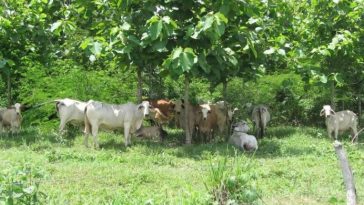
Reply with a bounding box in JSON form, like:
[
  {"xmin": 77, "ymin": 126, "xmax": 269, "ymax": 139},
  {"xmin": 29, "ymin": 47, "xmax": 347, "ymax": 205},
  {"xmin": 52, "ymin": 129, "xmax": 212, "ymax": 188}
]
[
  {"xmin": 205, "ymin": 154, "xmax": 261, "ymax": 205},
  {"xmin": 0, "ymin": 163, "xmax": 47, "ymax": 204}
]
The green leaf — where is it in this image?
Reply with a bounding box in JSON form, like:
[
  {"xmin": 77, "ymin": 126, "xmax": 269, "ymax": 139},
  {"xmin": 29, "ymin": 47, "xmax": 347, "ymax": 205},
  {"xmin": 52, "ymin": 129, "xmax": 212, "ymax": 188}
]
[
  {"xmin": 180, "ymin": 52, "xmax": 196, "ymax": 72},
  {"xmin": 50, "ymin": 20, "xmax": 62, "ymax": 32},
  {"xmin": 91, "ymin": 41, "xmax": 102, "ymax": 56},
  {"xmin": 149, "ymin": 20, "xmax": 163, "ymax": 40},
  {"xmin": 172, "ymin": 47, "xmax": 183, "ymax": 60},
  {"xmin": 202, "ymin": 14, "xmax": 214, "ymax": 31},
  {"xmin": 121, "ymin": 22, "xmax": 131, "ymax": 30},
  {"xmin": 152, "ymin": 40, "xmax": 167, "ymax": 52},
  {"xmin": 80, "ymin": 38, "xmax": 91, "ymax": 50},
  {"xmin": 247, "ymin": 38, "xmax": 257, "ymax": 58},
  {"xmin": 198, "ymin": 54, "xmax": 211, "ymax": 74},
  {"xmin": 264, "ymin": 47, "xmax": 275, "ymax": 55}
]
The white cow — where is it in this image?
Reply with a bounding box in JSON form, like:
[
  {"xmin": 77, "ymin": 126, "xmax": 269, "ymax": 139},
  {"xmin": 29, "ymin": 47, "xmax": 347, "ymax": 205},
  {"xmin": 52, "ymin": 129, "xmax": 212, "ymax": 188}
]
[
  {"xmin": 84, "ymin": 100, "xmax": 151, "ymax": 148},
  {"xmin": 54, "ymin": 98, "xmax": 87, "ymax": 133},
  {"xmin": 229, "ymin": 120, "xmax": 258, "ymax": 152},
  {"xmin": 0, "ymin": 103, "xmax": 22, "ymax": 134}
]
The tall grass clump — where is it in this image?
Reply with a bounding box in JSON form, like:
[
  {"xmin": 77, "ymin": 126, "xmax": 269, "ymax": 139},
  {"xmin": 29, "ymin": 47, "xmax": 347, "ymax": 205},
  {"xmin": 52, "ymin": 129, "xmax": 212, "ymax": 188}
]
[
  {"xmin": 206, "ymin": 153, "xmax": 261, "ymax": 205},
  {"xmin": 0, "ymin": 163, "xmax": 47, "ymax": 204}
]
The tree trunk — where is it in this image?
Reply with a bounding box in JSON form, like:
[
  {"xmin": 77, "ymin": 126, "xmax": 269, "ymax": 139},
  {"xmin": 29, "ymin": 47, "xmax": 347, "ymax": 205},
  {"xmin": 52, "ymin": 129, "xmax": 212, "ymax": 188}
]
[
  {"xmin": 331, "ymin": 81, "xmax": 336, "ymax": 110},
  {"xmin": 222, "ymin": 80, "xmax": 227, "ymax": 102},
  {"xmin": 334, "ymin": 141, "xmax": 357, "ymax": 205},
  {"xmin": 358, "ymin": 95, "xmax": 362, "ymax": 126},
  {"xmin": 7, "ymin": 73, "xmax": 11, "ymax": 106},
  {"xmin": 136, "ymin": 68, "xmax": 143, "ymax": 103},
  {"xmin": 184, "ymin": 74, "xmax": 192, "ymax": 144}
]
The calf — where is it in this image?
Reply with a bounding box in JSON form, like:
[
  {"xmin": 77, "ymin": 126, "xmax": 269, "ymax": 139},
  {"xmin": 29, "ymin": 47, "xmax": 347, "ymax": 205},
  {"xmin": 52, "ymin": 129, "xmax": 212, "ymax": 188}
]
[
  {"xmin": 0, "ymin": 103, "xmax": 22, "ymax": 134},
  {"xmin": 252, "ymin": 105, "xmax": 270, "ymax": 138},
  {"xmin": 135, "ymin": 126, "xmax": 167, "ymax": 141},
  {"xmin": 229, "ymin": 120, "xmax": 258, "ymax": 152},
  {"xmin": 320, "ymin": 105, "xmax": 358, "ymax": 142},
  {"xmin": 84, "ymin": 100, "xmax": 151, "ymax": 148},
  {"xmin": 54, "ymin": 98, "xmax": 87, "ymax": 133}
]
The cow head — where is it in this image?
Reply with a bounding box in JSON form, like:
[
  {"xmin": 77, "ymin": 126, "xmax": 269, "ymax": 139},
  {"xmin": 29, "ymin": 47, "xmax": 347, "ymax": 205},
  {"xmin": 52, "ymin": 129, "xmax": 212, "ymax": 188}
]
[
  {"xmin": 200, "ymin": 104, "xmax": 211, "ymax": 120},
  {"xmin": 232, "ymin": 120, "xmax": 250, "ymax": 133},
  {"xmin": 320, "ymin": 105, "xmax": 335, "ymax": 117},
  {"xmin": 9, "ymin": 103, "xmax": 22, "ymax": 115},
  {"xmin": 228, "ymin": 107, "xmax": 239, "ymax": 122},
  {"xmin": 173, "ymin": 99, "xmax": 184, "ymax": 114},
  {"xmin": 139, "ymin": 101, "xmax": 152, "ymax": 117}
]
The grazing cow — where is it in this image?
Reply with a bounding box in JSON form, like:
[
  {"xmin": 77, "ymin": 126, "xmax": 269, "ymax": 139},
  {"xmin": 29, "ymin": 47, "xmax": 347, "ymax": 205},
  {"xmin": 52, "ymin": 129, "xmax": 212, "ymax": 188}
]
[
  {"xmin": 173, "ymin": 99, "xmax": 201, "ymax": 141},
  {"xmin": 252, "ymin": 105, "xmax": 270, "ymax": 138},
  {"xmin": 84, "ymin": 100, "xmax": 151, "ymax": 148},
  {"xmin": 0, "ymin": 103, "xmax": 22, "ymax": 134},
  {"xmin": 135, "ymin": 126, "xmax": 167, "ymax": 141},
  {"xmin": 229, "ymin": 120, "xmax": 258, "ymax": 152},
  {"xmin": 320, "ymin": 105, "xmax": 358, "ymax": 141},
  {"xmin": 54, "ymin": 98, "xmax": 87, "ymax": 133}
]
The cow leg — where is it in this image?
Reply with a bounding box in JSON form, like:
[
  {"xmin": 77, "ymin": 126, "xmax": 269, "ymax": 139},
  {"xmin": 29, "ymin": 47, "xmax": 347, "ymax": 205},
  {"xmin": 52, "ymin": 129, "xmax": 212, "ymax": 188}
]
[
  {"xmin": 0, "ymin": 123, "xmax": 3, "ymax": 136},
  {"xmin": 334, "ymin": 128, "xmax": 338, "ymax": 140},
  {"xmin": 91, "ymin": 125, "xmax": 99, "ymax": 149},
  {"xmin": 255, "ymin": 126, "xmax": 260, "ymax": 139},
  {"xmin": 59, "ymin": 118, "xmax": 68, "ymax": 134},
  {"xmin": 351, "ymin": 126, "xmax": 358, "ymax": 142},
  {"xmin": 124, "ymin": 122, "xmax": 131, "ymax": 146}
]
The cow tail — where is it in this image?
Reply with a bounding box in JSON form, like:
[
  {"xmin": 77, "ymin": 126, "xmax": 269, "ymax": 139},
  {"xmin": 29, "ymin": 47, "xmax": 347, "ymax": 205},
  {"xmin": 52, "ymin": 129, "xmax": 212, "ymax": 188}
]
[
  {"xmin": 259, "ymin": 107, "xmax": 264, "ymax": 138},
  {"xmin": 84, "ymin": 106, "xmax": 91, "ymax": 134}
]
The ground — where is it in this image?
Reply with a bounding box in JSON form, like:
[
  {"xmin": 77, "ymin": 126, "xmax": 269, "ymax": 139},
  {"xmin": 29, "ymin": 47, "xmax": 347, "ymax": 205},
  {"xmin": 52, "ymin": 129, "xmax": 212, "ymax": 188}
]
[{"xmin": 0, "ymin": 126, "xmax": 363, "ymax": 204}]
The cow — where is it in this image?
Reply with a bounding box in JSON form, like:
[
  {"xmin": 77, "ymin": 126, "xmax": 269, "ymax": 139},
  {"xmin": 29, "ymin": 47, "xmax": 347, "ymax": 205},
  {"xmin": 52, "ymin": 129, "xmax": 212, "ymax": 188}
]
[
  {"xmin": 229, "ymin": 120, "xmax": 258, "ymax": 152},
  {"xmin": 149, "ymin": 107, "xmax": 174, "ymax": 127},
  {"xmin": 320, "ymin": 105, "xmax": 358, "ymax": 142},
  {"xmin": 135, "ymin": 126, "xmax": 167, "ymax": 142},
  {"xmin": 173, "ymin": 99, "xmax": 201, "ymax": 142},
  {"xmin": 148, "ymin": 99, "xmax": 175, "ymax": 119},
  {"xmin": 84, "ymin": 100, "xmax": 151, "ymax": 148},
  {"xmin": 54, "ymin": 98, "xmax": 87, "ymax": 133},
  {"xmin": 252, "ymin": 105, "xmax": 270, "ymax": 138},
  {"xmin": 197, "ymin": 103, "xmax": 217, "ymax": 142},
  {"xmin": 0, "ymin": 103, "xmax": 22, "ymax": 134},
  {"xmin": 198, "ymin": 101, "xmax": 235, "ymax": 142}
]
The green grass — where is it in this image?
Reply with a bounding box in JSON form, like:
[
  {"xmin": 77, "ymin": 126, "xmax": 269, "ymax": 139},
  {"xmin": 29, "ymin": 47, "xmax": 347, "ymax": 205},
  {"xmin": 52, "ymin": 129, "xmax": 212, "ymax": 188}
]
[{"xmin": 0, "ymin": 126, "xmax": 363, "ymax": 204}]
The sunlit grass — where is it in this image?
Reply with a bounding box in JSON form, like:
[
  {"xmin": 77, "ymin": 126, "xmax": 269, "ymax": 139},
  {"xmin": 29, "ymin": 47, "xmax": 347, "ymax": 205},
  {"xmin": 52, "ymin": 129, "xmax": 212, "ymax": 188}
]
[{"xmin": 0, "ymin": 125, "xmax": 363, "ymax": 204}]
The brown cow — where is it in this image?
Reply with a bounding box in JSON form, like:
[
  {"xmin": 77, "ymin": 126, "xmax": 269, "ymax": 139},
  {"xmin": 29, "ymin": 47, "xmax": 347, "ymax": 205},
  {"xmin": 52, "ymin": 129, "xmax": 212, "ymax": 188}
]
[
  {"xmin": 147, "ymin": 99, "xmax": 175, "ymax": 126},
  {"xmin": 198, "ymin": 101, "xmax": 236, "ymax": 142}
]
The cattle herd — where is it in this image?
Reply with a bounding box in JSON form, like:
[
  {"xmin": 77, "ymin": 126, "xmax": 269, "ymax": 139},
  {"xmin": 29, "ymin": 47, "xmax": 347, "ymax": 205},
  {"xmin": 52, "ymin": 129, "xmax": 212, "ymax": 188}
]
[{"xmin": 0, "ymin": 98, "xmax": 360, "ymax": 151}]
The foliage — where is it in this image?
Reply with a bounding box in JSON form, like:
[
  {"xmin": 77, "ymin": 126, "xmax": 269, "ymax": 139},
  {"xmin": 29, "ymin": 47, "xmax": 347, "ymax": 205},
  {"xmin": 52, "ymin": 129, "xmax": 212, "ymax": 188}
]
[
  {"xmin": 0, "ymin": 163, "xmax": 47, "ymax": 204},
  {"xmin": 206, "ymin": 155, "xmax": 261, "ymax": 205}
]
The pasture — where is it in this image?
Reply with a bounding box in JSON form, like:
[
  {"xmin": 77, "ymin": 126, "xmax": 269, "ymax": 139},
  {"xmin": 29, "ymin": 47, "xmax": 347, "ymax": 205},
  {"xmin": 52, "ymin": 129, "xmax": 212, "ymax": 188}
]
[{"xmin": 1, "ymin": 126, "xmax": 363, "ymax": 205}]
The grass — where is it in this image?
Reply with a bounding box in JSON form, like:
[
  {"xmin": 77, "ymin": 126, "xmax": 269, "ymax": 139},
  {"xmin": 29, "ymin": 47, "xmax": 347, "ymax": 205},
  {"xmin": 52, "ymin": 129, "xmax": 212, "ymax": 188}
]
[{"xmin": 0, "ymin": 125, "xmax": 364, "ymax": 204}]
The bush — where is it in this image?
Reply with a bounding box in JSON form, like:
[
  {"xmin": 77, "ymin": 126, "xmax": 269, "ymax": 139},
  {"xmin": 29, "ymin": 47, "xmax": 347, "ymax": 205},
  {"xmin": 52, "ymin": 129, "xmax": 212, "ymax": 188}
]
[
  {"xmin": 206, "ymin": 154, "xmax": 261, "ymax": 205},
  {"xmin": 0, "ymin": 163, "xmax": 47, "ymax": 204}
]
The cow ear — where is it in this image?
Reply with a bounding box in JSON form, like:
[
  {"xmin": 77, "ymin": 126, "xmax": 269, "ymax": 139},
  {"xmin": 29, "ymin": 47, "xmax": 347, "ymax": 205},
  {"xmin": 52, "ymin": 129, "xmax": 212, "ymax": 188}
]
[
  {"xmin": 181, "ymin": 104, "xmax": 185, "ymax": 109},
  {"xmin": 181, "ymin": 99, "xmax": 185, "ymax": 104},
  {"xmin": 138, "ymin": 105, "xmax": 144, "ymax": 110},
  {"xmin": 320, "ymin": 109, "xmax": 325, "ymax": 116},
  {"xmin": 330, "ymin": 109, "xmax": 336, "ymax": 115}
]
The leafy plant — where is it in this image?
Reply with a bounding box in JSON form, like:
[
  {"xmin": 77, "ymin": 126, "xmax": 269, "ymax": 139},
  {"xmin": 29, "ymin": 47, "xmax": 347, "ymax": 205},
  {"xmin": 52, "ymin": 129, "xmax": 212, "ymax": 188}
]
[
  {"xmin": 0, "ymin": 164, "xmax": 47, "ymax": 204},
  {"xmin": 205, "ymin": 154, "xmax": 261, "ymax": 205}
]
